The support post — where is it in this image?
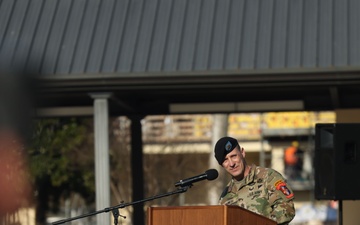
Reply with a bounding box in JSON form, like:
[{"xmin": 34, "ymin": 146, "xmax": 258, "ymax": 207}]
[
  {"xmin": 91, "ymin": 93, "xmax": 111, "ymax": 225},
  {"xmin": 129, "ymin": 115, "xmax": 145, "ymax": 225}
]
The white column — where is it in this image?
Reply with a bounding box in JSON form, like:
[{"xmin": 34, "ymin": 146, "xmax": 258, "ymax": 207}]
[
  {"xmin": 209, "ymin": 114, "xmax": 229, "ymax": 205},
  {"xmin": 271, "ymin": 147, "xmax": 285, "ymax": 176},
  {"xmin": 91, "ymin": 93, "xmax": 111, "ymax": 225}
]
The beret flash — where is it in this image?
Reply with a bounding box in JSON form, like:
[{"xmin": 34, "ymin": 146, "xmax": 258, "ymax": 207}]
[{"xmin": 214, "ymin": 136, "xmax": 239, "ymax": 165}]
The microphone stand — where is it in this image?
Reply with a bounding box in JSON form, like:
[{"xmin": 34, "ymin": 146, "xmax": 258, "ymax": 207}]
[{"xmin": 52, "ymin": 185, "xmax": 191, "ymax": 225}]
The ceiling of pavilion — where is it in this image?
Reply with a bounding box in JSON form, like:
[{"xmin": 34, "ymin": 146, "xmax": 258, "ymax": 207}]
[{"xmin": 1, "ymin": 0, "xmax": 360, "ymax": 116}]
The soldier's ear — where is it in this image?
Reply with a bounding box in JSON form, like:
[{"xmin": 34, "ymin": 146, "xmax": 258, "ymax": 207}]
[{"xmin": 241, "ymin": 147, "xmax": 245, "ymax": 157}]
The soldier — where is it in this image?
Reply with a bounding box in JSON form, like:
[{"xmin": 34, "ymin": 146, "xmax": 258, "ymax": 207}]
[{"xmin": 214, "ymin": 137, "xmax": 295, "ymax": 225}]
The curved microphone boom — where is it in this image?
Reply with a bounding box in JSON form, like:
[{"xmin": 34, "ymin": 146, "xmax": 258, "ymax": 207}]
[{"xmin": 174, "ymin": 169, "xmax": 219, "ymax": 187}]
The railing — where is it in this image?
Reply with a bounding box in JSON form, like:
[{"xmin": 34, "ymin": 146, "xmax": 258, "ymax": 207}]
[
  {"xmin": 141, "ymin": 112, "xmax": 335, "ymax": 143},
  {"xmin": 142, "ymin": 115, "xmax": 213, "ymax": 143}
]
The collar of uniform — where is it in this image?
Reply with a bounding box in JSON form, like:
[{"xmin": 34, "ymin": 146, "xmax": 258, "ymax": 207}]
[{"xmin": 231, "ymin": 164, "xmax": 256, "ymax": 191}]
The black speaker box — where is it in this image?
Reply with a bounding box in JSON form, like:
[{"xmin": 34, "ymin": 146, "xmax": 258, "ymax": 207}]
[{"xmin": 315, "ymin": 123, "xmax": 360, "ymax": 200}]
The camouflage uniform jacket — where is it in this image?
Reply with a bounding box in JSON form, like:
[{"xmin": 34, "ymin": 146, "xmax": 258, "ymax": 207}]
[{"xmin": 219, "ymin": 164, "xmax": 295, "ymax": 225}]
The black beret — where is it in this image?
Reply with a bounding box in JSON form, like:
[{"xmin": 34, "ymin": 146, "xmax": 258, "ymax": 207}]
[{"xmin": 214, "ymin": 137, "xmax": 239, "ymax": 165}]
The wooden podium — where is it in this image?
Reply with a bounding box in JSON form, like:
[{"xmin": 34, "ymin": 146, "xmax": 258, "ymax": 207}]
[{"xmin": 147, "ymin": 205, "xmax": 276, "ymax": 225}]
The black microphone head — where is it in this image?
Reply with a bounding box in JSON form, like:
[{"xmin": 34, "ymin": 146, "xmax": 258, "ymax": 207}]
[{"xmin": 205, "ymin": 169, "xmax": 218, "ymax": 181}]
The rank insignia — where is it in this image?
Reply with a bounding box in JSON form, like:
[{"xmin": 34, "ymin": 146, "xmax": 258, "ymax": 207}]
[{"xmin": 225, "ymin": 141, "xmax": 233, "ymax": 151}]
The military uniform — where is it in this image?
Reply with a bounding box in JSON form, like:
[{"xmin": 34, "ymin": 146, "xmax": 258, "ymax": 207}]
[{"xmin": 219, "ymin": 164, "xmax": 295, "ymax": 225}]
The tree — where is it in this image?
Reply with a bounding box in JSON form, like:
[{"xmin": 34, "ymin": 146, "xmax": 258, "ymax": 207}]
[{"xmin": 28, "ymin": 118, "xmax": 95, "ymax": 225}]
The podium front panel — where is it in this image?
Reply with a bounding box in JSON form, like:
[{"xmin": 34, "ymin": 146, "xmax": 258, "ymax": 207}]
[{"xmin": 147, "ymin": 205, "xmax": 276, "ymax": 225}]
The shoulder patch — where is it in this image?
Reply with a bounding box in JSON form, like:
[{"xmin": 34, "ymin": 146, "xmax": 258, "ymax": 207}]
[{"xmin": 275, "ymin": 180, "xmax": 294, "ymax": 199}]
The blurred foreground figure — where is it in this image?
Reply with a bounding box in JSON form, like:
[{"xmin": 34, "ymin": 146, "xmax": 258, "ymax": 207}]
[
  {"xmin": 0, "ymin": 69, "xmax": 34, "ymax": 216},
  {"xmin": 214, "ymin": 137, "xmax": 295, "ymax": 225},
  {"xmin": 0, "ymin": 131, "xmax": 32, "ymax": 215}
]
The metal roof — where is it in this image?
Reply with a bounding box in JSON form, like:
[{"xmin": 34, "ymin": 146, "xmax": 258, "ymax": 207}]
[{"xmin": 1, "ymin": 0, "xmax": 360, "ymax": 115}]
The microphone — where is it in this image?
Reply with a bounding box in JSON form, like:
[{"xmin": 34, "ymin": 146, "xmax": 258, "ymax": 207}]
[{"xmin": 174, "ymin": 169, "xmax": 219, "ymax": 187}]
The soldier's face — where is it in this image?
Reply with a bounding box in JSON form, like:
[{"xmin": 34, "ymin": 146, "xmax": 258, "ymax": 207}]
[{"xmin": 222, "ymin": 147, "xmax": 246, "ymax": 180}]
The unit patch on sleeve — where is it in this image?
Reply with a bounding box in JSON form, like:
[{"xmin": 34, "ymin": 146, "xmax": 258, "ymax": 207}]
[{"xmin": 275, "ymin": 180, "xmax": 294, "ymax": 199}]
